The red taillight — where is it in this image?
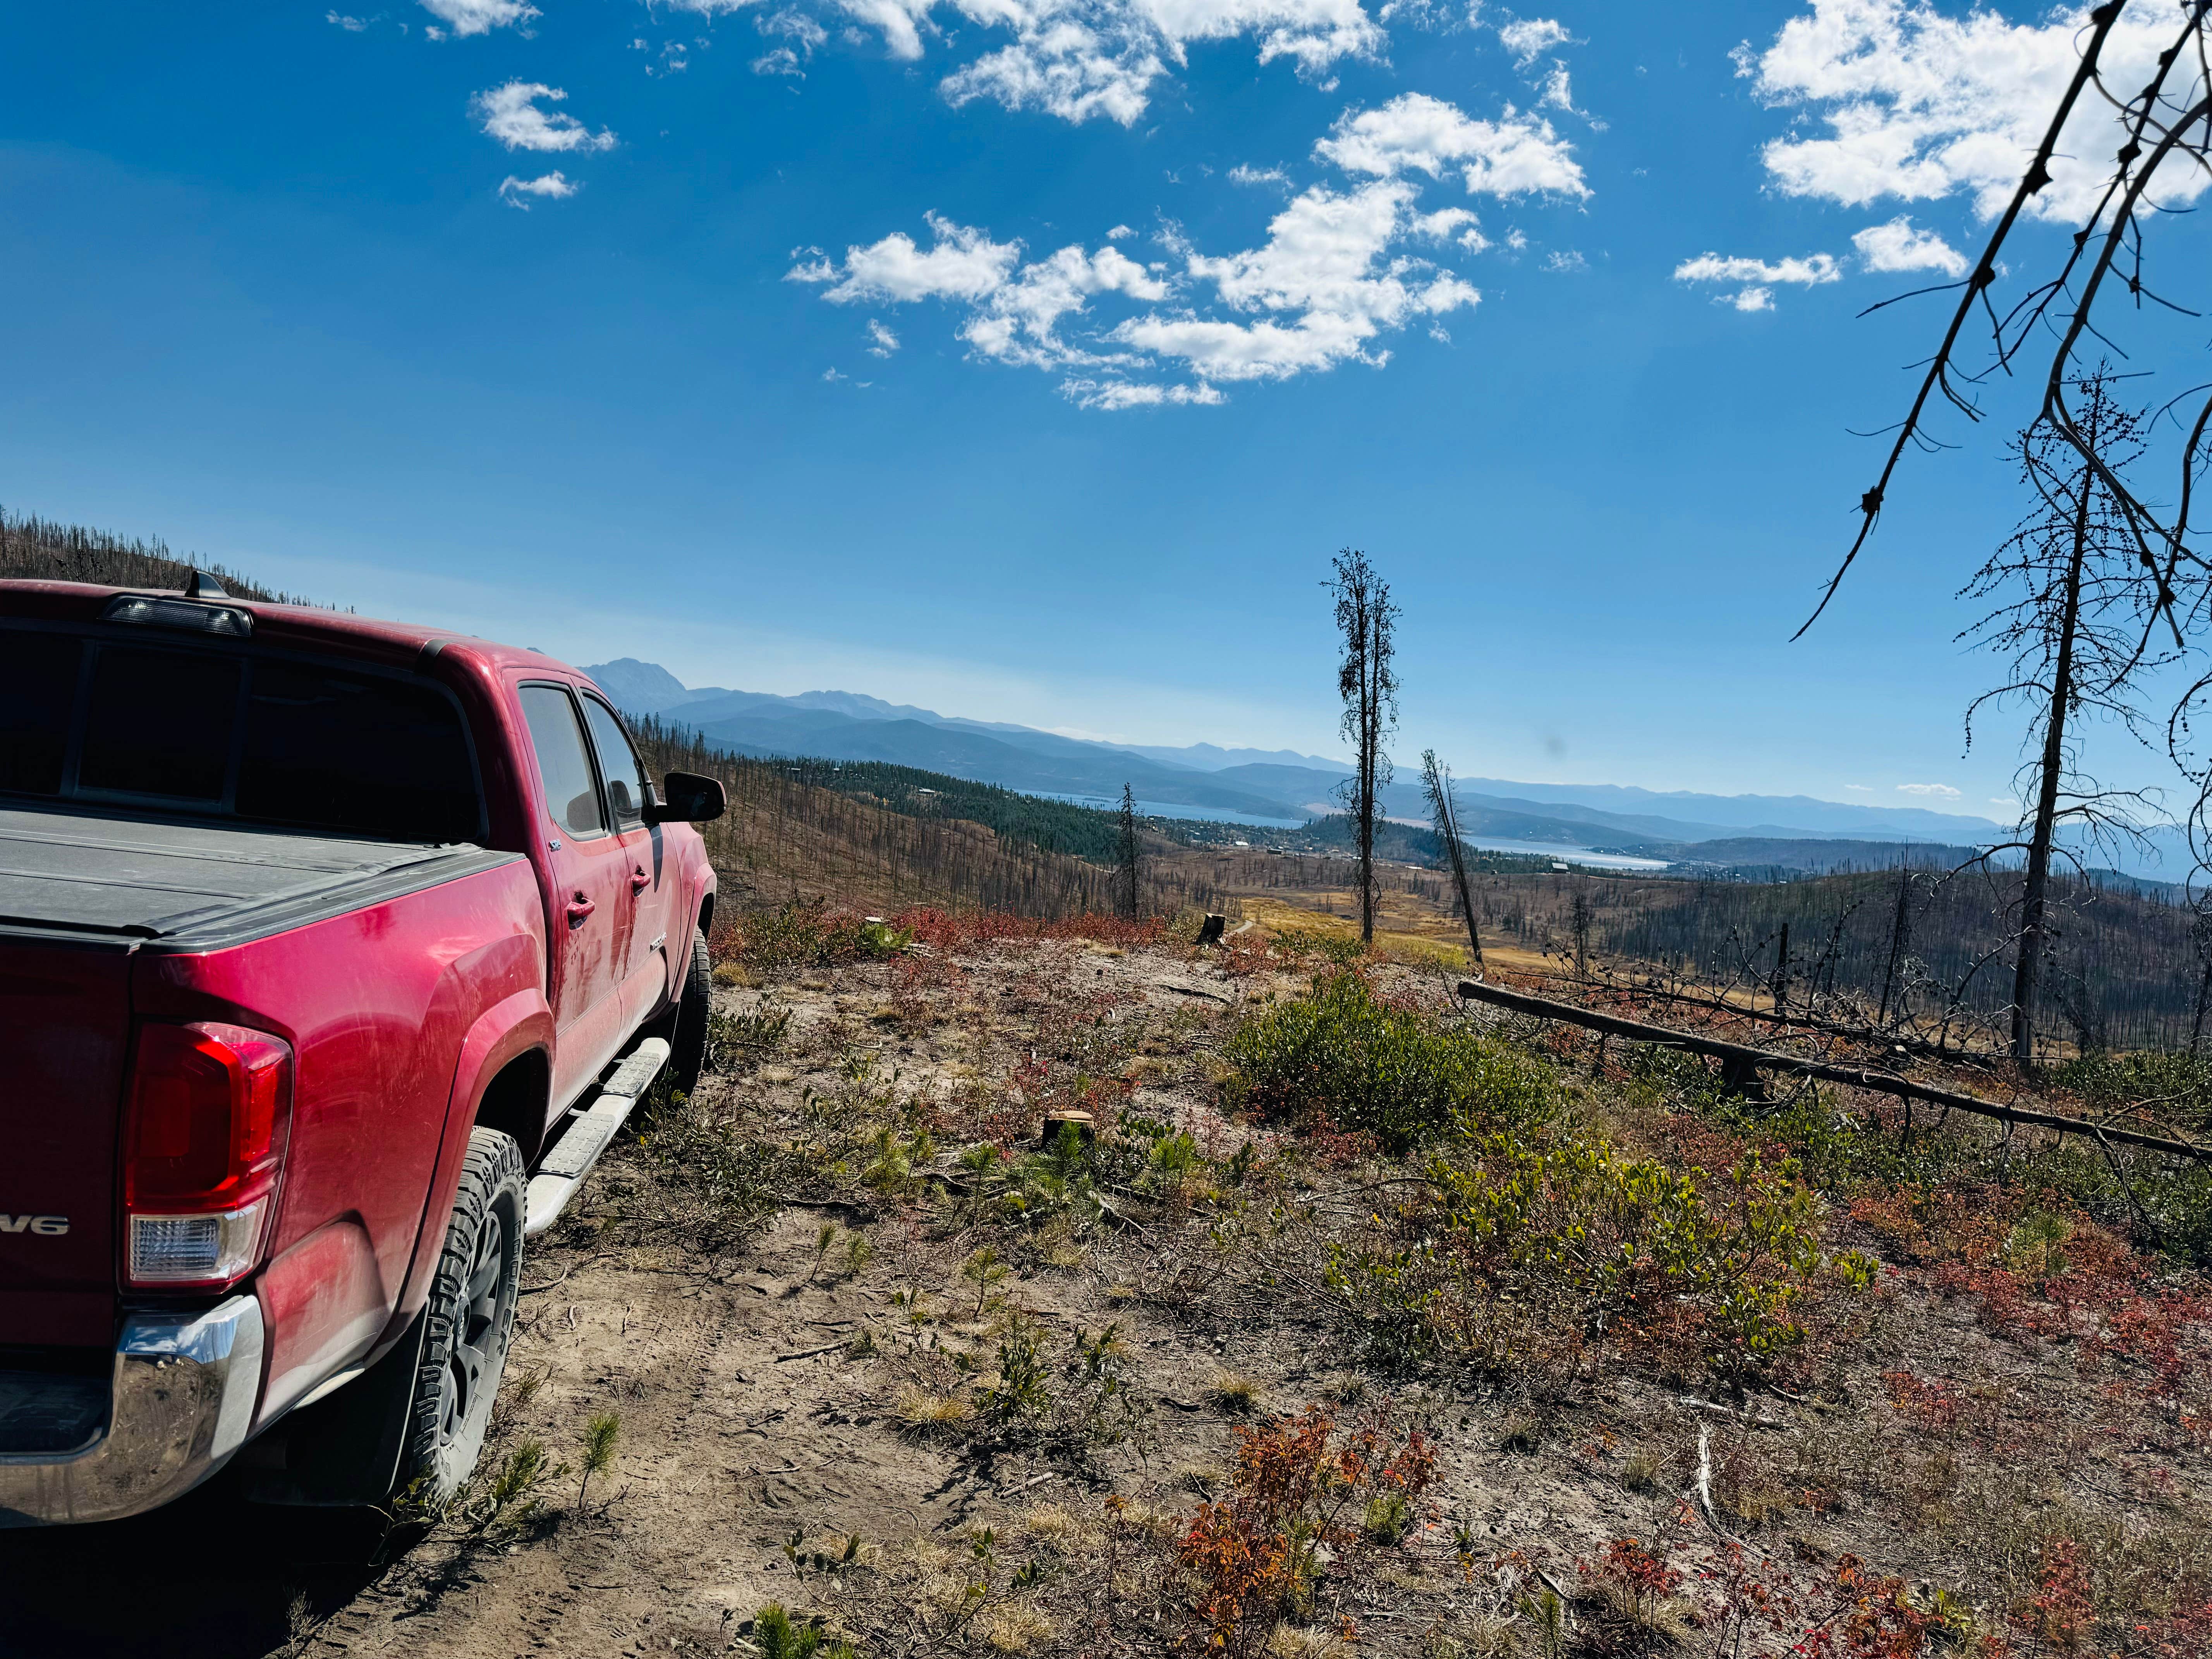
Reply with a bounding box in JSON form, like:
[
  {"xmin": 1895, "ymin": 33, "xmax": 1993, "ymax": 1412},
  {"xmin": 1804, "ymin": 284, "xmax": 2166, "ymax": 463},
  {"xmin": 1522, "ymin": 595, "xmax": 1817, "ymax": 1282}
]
[{"xmin": 123, "ymin": 1022, "xmax": 293, "ymax": 1287}]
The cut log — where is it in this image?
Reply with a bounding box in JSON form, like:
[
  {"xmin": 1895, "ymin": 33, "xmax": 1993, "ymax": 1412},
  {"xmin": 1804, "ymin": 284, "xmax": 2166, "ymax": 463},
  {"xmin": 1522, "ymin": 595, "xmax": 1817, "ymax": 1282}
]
[{"xmin": 1456, "ymin": 978, "xmax": 2212, "ymax": 1164}]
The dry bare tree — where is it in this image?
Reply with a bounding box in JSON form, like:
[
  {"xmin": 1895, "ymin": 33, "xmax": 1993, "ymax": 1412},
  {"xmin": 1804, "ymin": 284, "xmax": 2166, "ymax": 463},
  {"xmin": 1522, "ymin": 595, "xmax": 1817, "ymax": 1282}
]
[
  {"xmin": 1115, "ymin": 785, "xmax": 1141, "ymax": 920},
  {"xmin": 1329, "ymin": 549, "xmax": 1399, "ymax": 945},
  {"xmin": 1420, "ymin": 748, "xmax": 1485, "ymax": 969},
  {"xmin": 1801, "ymin": 1, "xmax": 2212, "ymax": 652},
  {"xmin": 1961, "ymin": 371, "xmax": 2171, "ymax": 1062},
  {"xmin": 2192, "ymin": 887, "xmax": 2212, "ymax": 1049},
  {"xmin": 1793, "ymin": 2, "xmax": 2212, "ymax": 1051}
]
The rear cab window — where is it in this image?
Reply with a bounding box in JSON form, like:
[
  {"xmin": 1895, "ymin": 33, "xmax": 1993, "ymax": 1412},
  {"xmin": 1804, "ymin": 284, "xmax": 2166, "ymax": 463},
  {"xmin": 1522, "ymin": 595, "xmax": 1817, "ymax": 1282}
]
[{"xmin": 0, "ymin": 624, "xmax": 486, "ymax": 844}]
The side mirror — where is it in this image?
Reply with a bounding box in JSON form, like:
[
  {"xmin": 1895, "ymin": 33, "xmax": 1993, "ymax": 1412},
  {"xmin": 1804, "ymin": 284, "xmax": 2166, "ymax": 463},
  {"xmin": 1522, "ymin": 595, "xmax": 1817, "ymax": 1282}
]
[{"xmin": 644, "ymin": 771, "xmax": 726, "ymax": 825}]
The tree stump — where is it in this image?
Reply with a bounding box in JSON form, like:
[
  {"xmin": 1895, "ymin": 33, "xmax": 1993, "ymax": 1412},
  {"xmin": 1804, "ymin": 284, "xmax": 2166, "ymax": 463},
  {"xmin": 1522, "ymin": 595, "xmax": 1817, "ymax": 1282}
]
[
  {"xmin": 1040, "ymin": 1110, "xmax": 1095, "ymax": 1147},
  {"xmin": 1196, "ymin": 913, "xmax": 1226, "ymax": 947}
]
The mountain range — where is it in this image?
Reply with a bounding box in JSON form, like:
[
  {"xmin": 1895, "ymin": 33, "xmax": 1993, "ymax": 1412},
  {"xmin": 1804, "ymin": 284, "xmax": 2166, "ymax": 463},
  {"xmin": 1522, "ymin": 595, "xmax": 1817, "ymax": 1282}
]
[{"xmin": 584, "ymin": 659, "xmax": 2099, "ymax": 867}]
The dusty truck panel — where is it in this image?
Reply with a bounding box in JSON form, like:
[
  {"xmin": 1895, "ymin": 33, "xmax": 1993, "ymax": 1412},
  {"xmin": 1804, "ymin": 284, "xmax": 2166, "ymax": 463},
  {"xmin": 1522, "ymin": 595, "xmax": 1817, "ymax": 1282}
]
[
  {"xmin": 0, "ymin": 577, "xmax": 721, "ymax": 1525},
  {"xmin": 127, "ymin": 858, "xmax": 547, "ymax": 1426}
]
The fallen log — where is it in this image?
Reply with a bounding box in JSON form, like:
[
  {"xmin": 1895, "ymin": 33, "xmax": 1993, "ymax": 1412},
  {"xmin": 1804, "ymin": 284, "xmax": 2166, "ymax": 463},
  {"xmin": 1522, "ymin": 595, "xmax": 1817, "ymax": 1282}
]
[{"xmin": 1456, "ymin": 978, "xmax": 2212, "ymax": 1164}]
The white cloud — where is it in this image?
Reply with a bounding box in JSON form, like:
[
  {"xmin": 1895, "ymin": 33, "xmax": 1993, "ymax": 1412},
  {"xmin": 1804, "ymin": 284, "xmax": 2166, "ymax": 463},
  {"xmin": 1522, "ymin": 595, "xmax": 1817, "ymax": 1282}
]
[
  {"xmin": 497, "ymin": 171, "xmax": 579, "ymax": 207},
  {"xmin": 1843, "ymin": 783, "xmax": 1874, "ymax": 793},
  {"xmin": 421, "ymin": 0, "xmax": 538, "ymax": 35},
  {"xmin": 932, "ymin": 0, "xmax": 1382, "ymax": 125},
  {"xmin": 789, "ymin": 174, "xmax": 1482, "ymax": 406},
  {"xmin": 1230, "ymin": 163, "xmax": 1291, "ymax": 187},
  {"xmin": 1851, "ymin": 213, "xmax": 1968, "ymax": 277},
  {"xmin": 1896, "ymin": 781, "xmax": 1962, "ymax": 798},
  {"xmin": 1542, "ymin": 247, "xmax": 1584, "ymax": 272},
  {"xmin": 1114, "ymin": 180, "xmax": 1478, "ymax": 385},
  {"xmin": 1674, "ymin": 252, "xmax": 1841, "ymax": 287},
  {"xmin": 1408, "ymin": 204, "xmax": 1484, "ymax": 249},
  {"xmin": 1674, "ymin": 249, "xmax": 1838, "ymax": 310},
  {"xmin": 964, "ymin": 244, "xmax": 1170, "ymax": 368},
  {"xmin": 753, "ymin": 9, "xmax": 828, "ymax": 74},
  {"xmin": 1495, "ymin": 14, "xmax": 1571, "ymax": 67},
  {"xmin": 1743, "ymin": 0, "xmax": 2212, "ymax": 221},
  {"xmin": 1535, "ymin": 62, "xmax": 1574, "ymax": 111},
  {"xmin": 1105, "ymin": 223, "xmax": 1134, "ymax": 239},
  {"xmin": 941, "ymin": 27, "xmax": 1165, "ymax": 125},
  {"xmin": 866, "ymin": 319, "xmax": 901, "ymax": 356},
  {"xmin": 472, "ymin": 83, "xmax": 617, "ymax": 153},
  {"xmin": 327, "ymin": 12, "xmax": 373, "ymax": 31},
  {"xmin": 1062, "ymin": 377, "xmax": 1227, "ymax": 409},
  {"xmin": 789, "ymin": 212, "xmax": 1024, "ymax": 303},
  {"xmin": 1317, "ymin": 93, "xmax": 1589, "ymax": 198},
  {"xmin": 823, "ymin": 366, "xmax": 848, "ymax": 382}
]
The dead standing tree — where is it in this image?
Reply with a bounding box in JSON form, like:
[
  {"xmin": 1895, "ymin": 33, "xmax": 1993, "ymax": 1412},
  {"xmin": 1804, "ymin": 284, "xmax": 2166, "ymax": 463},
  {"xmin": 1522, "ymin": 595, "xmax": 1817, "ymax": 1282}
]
[
  {"xmin": 1793, "ymin": 2, "xmax": 2212, "ymax": 1055},
  {"xmin": 1329, "ymin": 550, "xmax": 1399, "ymax": 946},
  {"xmin": 2192, "ymin": 886, "xmax": 2212, "ymax": 1050},
  {"xmin": 1420, "ymin": 748, "xmax": 1485, "ymax": 970},
  {"xmin": 1114, "ymin": 784, "xmax": 1141, "ymax": 920},
  {"xmin": 1960, "ymin": 371, "xmax": 2169, "ymax": 1063}
]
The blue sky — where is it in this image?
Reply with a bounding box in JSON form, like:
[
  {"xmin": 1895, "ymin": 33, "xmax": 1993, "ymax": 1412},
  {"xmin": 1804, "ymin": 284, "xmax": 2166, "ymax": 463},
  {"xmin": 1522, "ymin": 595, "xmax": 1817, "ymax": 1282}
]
[{"xmin": 4, "ymin": 0, "xmax": 2209, "ymax": 832}]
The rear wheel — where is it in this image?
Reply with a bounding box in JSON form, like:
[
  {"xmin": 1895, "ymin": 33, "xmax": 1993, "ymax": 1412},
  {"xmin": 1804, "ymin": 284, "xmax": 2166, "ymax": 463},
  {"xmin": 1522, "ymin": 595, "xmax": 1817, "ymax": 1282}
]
[
  {"xmin": 394, "ymin": 1127, "xmax": 525, "ymax": 1504},
  {"xmin": 662, "ymin": 926, "xmax": 712, "ymax": 1099}
]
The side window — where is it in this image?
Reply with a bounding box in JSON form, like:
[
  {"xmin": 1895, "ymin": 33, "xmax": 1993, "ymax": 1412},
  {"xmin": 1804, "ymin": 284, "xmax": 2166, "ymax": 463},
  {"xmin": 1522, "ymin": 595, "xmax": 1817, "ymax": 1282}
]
[
  {"xmin": 579, "ymin": 696, "xmax": 646, "ymax": 830},
  {"xmin": 519, "ymin": 686, "xmax": 606, "ymax": 838}
]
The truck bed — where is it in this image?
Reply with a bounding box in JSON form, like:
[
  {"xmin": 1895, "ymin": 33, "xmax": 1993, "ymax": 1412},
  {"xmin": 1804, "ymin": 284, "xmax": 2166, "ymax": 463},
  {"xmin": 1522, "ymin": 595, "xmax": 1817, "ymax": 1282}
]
[{"xmin": 0, "ymin": 805, "xmax": 524, "ymax": 951}]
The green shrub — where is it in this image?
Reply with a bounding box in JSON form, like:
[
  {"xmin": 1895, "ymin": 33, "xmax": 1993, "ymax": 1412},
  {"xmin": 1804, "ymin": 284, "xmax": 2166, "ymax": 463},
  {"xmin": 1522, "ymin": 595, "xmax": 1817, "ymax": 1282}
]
[
  {"xmin": 726, "ymin": 900, "xmax": 911, "ymax": 973},
  {"xmin": 752, "ymin": 1604, "xmax": 858, "ymax": 1659},
  {"xmin": 1636, "ymin": 1044, "xmax": 2212, "ymax": 1266},
  {"xmin": 1271, "ymin": 926, "xmax": 1369, "ymax": 967},
  {"xmin": 1433, "ymin": 1136, "xmax": 1823, "ymax": 1372},
  {"xmin": 706, "ymin": 1002, "xmax": 789, "ymax": 1071},
  {"xmin": 1225, "ymin": 971, "xmax": 1556, "ymax": 1152},
  {"xmin": 2054, "ymin": 1049, "xmax": 2212, "ymax": 1133},
  {"xmin": 978, "ymin": 1317, "xmax": 1053, "ymax": 1434}
]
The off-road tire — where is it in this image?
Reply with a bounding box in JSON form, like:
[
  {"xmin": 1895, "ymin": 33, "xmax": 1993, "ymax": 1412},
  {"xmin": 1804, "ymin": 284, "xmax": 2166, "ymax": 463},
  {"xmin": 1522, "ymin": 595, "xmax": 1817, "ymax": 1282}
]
[
  {"xmin": 663, "ymin": 926, "xmax": 712, "ymax": 1099},
  {"xmin": 394, "ymin": 1127, "xmax": 525, "ymax": 1505}
]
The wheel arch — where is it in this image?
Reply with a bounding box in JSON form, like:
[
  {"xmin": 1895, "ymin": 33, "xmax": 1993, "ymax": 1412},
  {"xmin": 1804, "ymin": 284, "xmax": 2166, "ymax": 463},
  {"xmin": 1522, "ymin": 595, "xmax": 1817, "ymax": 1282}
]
[{"xmin": 470, "ymin": 1047, "xmax": 552, "ymax": 1167}]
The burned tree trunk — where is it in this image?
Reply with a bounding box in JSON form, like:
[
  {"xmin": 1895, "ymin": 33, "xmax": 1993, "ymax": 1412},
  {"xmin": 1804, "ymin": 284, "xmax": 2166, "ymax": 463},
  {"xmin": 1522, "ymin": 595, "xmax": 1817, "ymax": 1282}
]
[
  {"xmin": 1328, "ymin": 550, "xmax": 1398, "ymax": 947},
  {"xmin": 2011, "ymin": 471, "xmax": 2093, "ymax": 1066},
  {"xmin": 1421, "ymin": 748, "xmax": 1484, "ymax": 970}
]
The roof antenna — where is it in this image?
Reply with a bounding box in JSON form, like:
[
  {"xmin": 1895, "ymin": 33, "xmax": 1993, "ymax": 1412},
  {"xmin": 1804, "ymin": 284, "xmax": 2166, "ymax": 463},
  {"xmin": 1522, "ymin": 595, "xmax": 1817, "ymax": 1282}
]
[{"xmin": 183, "ymin": 568, "xmax": 229, "ymax": 599}]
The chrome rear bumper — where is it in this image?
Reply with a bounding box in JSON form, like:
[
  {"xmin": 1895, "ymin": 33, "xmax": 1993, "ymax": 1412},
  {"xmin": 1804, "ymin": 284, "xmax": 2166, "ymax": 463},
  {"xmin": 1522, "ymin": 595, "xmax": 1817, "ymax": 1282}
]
[{"xmin": 0, "ymin": 1295, "xmax": 263, "ymax": 1527}]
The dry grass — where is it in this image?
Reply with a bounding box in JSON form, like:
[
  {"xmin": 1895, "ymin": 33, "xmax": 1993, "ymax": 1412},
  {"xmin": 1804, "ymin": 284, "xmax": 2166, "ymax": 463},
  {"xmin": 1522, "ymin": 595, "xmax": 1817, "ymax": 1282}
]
[
  {"xmin": 983, "ymin": 1603, "xmax": 1058, "ymax": 1653},
  {"xmin": 1264, "ymin": 1623, "xmax": 1353, "ymax": 1659},
  {"xmin": 1207, "ymin": 1371, "xmax": 1265, "ymax": 1415},
  {"xmin": 895, "ymin": 1387, "xmax": 974, "ymax": 1437}
]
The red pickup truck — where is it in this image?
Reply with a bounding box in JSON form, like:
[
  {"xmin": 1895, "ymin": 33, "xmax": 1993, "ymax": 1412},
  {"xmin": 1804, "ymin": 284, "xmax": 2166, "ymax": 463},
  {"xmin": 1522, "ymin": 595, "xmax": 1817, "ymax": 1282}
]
[{"xmin": 0, "ymin": 575, "xmax": 723, "ymax": 1525}]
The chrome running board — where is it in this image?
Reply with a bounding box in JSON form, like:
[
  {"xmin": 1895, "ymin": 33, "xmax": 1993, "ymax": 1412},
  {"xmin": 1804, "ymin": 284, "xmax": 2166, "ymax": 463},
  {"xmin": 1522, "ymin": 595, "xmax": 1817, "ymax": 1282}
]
[{"xmin": 523, "ymin": 1036, "xmax": 670, "ymax": 1236}]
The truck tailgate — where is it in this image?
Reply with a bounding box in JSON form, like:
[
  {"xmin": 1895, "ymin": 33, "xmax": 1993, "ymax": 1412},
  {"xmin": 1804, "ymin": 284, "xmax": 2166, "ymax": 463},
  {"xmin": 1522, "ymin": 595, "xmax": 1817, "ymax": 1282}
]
[{"xmin": 0, "ymin": 940, "xmax": 131, "ymax": 1345}]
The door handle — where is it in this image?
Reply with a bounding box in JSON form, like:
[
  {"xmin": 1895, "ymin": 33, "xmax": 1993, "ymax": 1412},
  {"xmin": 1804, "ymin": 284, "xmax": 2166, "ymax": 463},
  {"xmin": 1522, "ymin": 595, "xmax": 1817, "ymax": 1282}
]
[
  {"xmin": 630, "ymin": 867, "xmax": 651, "ymax": 893},
  {"xmin": 566, "ymin": 893, "xmax": 596, "ymax": 927}
]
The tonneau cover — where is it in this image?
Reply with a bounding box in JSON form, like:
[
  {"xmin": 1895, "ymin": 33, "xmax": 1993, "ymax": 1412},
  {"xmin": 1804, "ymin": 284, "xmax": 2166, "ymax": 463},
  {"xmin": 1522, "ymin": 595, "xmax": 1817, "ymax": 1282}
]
[{"xmin": 0, "ymin": 806, "xmax": 521, "ymax": 950}]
